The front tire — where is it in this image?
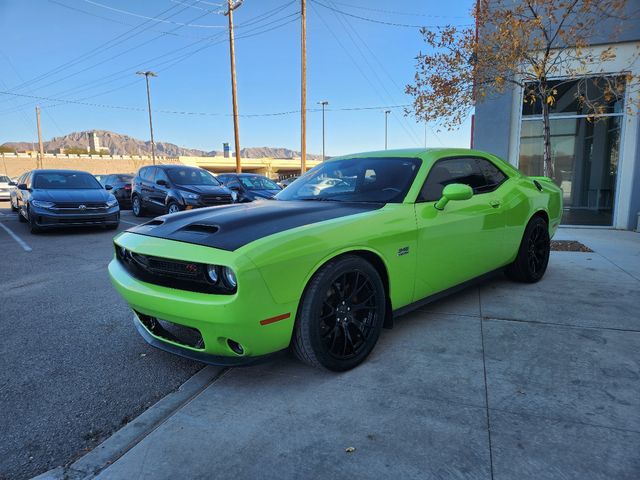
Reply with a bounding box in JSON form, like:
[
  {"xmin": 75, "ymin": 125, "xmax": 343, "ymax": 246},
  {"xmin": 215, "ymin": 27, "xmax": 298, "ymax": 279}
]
[
  {"xmin": 28, "ymin": 207, "xmax": 40, "ymax": 234},
  {"xmin": 166, "ymin": 202, "xmax": 181, "ymax": 215},
  {"xmin": 292, "ymin": 255, "xmax": 386, "ymax": 371},
  {"xmin": 132, "ymin": 195, "xmax": 144, "ymax": 217},
  {"xmin": 505, "ymin": 215, "xmax": 550, "ymax": 283}
]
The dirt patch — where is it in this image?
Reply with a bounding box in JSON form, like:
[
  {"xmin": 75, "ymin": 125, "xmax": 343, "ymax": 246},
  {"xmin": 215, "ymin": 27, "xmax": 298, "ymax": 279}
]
[{"xmin": 551, "ymin": 240, "xmax": 593, "ymax": 252}]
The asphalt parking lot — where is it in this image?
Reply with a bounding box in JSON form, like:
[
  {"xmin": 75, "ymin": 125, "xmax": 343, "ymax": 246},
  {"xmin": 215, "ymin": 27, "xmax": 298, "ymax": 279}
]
[
  {"xmin": 0, "ymin": 203, "xmax": 204, "ymax": 480},
  {"xmin": 1, "ymin": 201, "xmax": 639, "ymax": 480}
]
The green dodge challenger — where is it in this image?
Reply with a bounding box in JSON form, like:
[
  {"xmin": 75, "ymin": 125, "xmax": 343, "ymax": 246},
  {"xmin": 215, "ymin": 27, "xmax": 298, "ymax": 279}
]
[{"xmin": 109, "ymin": 148, "xmax": 562, "ymax": 371}]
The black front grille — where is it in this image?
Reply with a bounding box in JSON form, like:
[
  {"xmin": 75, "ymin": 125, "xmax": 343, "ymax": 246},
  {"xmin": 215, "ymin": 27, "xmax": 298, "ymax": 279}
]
[
  {"xmin": 136, "ymin": 311, "xmax": 205, "ymax": 349},
  {"xmin": 201, "ymin": 194, "xmax": 232, "ymax": 206},
  {"xmin": 53, "ymin": 202, "xmax": 107, "ymax": 209},
  {"xmin": 116, "ymin": 245, "xmax": 236, "ymax": 295}
]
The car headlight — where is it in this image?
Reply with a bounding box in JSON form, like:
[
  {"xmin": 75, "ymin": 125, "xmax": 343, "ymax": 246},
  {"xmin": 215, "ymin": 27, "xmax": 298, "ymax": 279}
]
[
  {"xmin": 106, "ymin": 196, "xmax": 119, "ymax": 208},
  {"xmin": 31, "ymin": 200, "xmax": 55, "ymax": 209},
  {"xmin": 230, "ymin": 191, "xmax": 238, "ymax": 202},
  {"xmin": 206, "ymin": 265, "xmax": 237, "ymax": 291},
  {"xmin": 185, "ymin": 193, "xmax": 199, "ymax": 200},
  {"xmin": 206, "ymin": 265, "xmax": 219, "ymax": 283},
  {"xmin": 223, "ymin": 267, "xmax": 237, "ymax": 289}
]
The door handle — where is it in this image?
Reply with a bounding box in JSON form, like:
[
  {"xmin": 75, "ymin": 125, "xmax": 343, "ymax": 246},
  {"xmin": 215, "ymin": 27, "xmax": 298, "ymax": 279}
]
[{"xmin": 489, "ymin": 200, "xmax": 501, "ymax": 208}]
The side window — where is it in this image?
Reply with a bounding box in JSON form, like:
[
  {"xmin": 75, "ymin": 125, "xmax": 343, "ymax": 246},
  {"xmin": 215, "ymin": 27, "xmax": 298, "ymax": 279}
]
[
  {"xmin": 155, "ymin": 169, "xmax": 169, "ymax": 184},
  {"xmin": 419, "ymin": 157, "xmax": 506, "ymax": 202},
  {"xmin": 474, "ymin": 158, "xmax": 507, "ymax": 193},
  {"xmin": 225, "ymin": 177, "xmax": 240, "ymax": 189},
  {"xmin": 138, "ymin": 167, "xmax": 148, "ymax": 181},
  {"xmin": 141, "ymin": 167, "xmax": 155, "ymax": 182},
  {"xmin": 25, "ymin": 172, "xmax": 33, "ymax": 189}
]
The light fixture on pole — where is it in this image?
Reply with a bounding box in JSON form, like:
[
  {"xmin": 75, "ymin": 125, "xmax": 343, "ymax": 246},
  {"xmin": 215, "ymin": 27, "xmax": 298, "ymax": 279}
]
[
  {"xmin": 317, "ymin": 100, "xmax": 328, "ymax": 161},
  {"xmin": 384, "ymin": 110, "xmax": 391, "ymax": 150},
  {"xmin": 136, "ymin": 71, "xmax": 157, "ymax": 165}
]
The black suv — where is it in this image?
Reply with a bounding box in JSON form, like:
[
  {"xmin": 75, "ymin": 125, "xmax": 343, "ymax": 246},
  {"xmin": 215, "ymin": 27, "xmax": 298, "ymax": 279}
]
[{"xmin": 131, "ymin": 165, "xmax": 235, "ymax": 217}]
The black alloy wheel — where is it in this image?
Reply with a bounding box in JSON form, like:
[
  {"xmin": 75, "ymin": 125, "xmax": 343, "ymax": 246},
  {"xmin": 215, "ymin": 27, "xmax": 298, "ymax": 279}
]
[
  {"xmin": 293, "ymin": 255, "xmax": 386, "ymax": 371},
  {"xmin": 506, "ymin": 215, "xmax": 550, "ymax": 283}
]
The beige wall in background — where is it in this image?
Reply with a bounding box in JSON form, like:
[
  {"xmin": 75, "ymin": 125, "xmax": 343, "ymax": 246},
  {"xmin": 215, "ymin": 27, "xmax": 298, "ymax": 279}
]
[{"xmin": 0, "ymin": 155, "xmax": 180, "ymax": 178}]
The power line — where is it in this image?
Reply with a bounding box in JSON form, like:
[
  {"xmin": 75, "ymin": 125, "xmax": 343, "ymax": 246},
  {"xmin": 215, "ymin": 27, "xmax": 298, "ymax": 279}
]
[
  {"xmin": 330, "ymin": 1, "xmax": 468, "ymax": 19},
  {"xmin": 81, "ymin": 0, "xmax": 226, "ymax": 28},
  {"xmin": 0, "ymin": 14, "xmax": 299, "ymax": 117},
  {"xmin": 311, "ymin": 0, "xmax": 472, "ymax": 29},
  {"xmin": 3, "ymin": 2, "xmax": 297, "ymax": 113},
  {"xmin": 8, "ymin": 0, "xmax": 192, "ymax": 95},
  {"xmin": 0, "ymin": 90, "xmax": 409, "ymax": 117},
  {"xmin": 325, "ymin": 0, "xmax": 423, "ymax": 145},
  {"xmin": 48, "ymin": 0, "xmax": 213, "ymax": 39}
]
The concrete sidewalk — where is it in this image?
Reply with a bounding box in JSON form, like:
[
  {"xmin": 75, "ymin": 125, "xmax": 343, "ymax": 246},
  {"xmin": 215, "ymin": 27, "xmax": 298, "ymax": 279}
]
[{"xmin": 49, "ymin": 229, "xmax": 640, "ymax": 480}]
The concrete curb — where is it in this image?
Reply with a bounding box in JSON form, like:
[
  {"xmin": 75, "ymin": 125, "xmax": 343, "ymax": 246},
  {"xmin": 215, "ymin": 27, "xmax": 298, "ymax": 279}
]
[{"xmin": 31, "ymin": 366, "xmax": 228, "ymax": 480}]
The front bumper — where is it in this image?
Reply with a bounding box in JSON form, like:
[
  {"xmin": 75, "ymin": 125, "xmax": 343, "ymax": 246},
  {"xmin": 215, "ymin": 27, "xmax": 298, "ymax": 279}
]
[
  {"xmin": 108, "ymin": 233, "xmax": 297, "ymax": 362},
  {"xmin": 31, "ymin": 205, "xmax": 120, "ymax": 227},
  {"xmin": 0, "ymin": 190, "xmax": 10, "ymax": 200}
]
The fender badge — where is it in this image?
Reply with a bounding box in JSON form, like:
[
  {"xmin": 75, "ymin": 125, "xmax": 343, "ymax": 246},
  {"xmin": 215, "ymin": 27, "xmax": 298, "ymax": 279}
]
[{"xmin": 397, "ymin": 246, "xmax": 409, "ymax": 256}]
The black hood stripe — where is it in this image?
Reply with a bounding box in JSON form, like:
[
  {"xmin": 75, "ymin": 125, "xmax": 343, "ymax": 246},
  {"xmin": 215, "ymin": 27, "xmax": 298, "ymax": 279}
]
[{"xmin": 127, "ymin": 200, "xmax": 383, "ymax": 251}]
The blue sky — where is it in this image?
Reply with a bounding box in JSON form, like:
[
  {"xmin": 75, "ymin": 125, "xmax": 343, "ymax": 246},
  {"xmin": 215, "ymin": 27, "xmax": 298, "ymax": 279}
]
[{"xmin": 0, "ymin": 0, "xmax": 474, "ymax": 156}]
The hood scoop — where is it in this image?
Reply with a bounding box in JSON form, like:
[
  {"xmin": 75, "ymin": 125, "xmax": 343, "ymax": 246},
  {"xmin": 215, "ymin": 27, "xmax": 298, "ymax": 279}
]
[{"xmin": 181, "ymin": 223, "xmax": 220, "ymax": 234}]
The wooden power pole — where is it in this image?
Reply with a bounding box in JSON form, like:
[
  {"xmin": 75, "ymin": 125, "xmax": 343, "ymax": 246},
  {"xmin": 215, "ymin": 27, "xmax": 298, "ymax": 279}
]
[
  {"xmin": 226, "ymin": 0, "xmax": 242, "ymax": 173},
  {"xmin": 300, "ymin": 0, "xmax": 307, "ymax": 173},
  {"xmin": 35, "ymin": 106, "xmax": 44, "ymax": 169}
]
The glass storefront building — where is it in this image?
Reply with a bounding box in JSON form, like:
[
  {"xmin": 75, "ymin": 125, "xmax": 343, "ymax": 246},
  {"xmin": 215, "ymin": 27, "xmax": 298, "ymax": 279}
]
[
  {"xmin": 473, "ymin": 42, "xmax": 639, "ymax": 230},
  {"xmin": 518, "ymin": 77, "xmax": 625, "ymax": 226}
]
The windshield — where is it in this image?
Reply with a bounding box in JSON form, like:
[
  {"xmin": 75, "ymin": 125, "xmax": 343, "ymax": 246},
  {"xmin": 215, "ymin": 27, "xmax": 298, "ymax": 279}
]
[
  {"xmin": 167, "ymin": 168, "xmax": 221, "ymax": 186},
  {"xmin": 276, "ymin": 157, "xmax": 421, "ymax": 203},
  {"xmin": 240, "ymin": 176, "xmax": 281, "ymax": 190},
  {"xmin": 0, "ymin": 175, "xmax": 10, "ymax": 183},
  {"xmin": 33, "ymin": 172, "xmax": 102, "ymax": 189},
  {"xmin": 115, "ymin": 174, "xmax": 133, "ymax": 183}
]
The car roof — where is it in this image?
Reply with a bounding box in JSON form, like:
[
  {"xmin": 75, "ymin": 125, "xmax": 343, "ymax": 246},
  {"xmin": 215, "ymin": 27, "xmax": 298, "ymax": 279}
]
[
  {"xmin": 326, "ymin": 148, "xmax": 495, "ymax": 162},
  {"xmin": 155, "ymin": 164, "xmax": 201, "ymax": 170},
  {"xmin": 32, "ymin": 169, "xmax": 93, "ymax": 175}
]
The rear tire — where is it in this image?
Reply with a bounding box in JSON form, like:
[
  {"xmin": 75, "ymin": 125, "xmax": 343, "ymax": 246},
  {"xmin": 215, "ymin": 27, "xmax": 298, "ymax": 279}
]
[
  {"xmin": 18, "ymin": 207, "xmax": 26, "ymax": 222},
  {"xmin": 292, "ymin": 255, "xmax": 386, "ymax": 371},
  {"xmin": 132, "ymin": 195, "xmax": 144, "ymax": 217},
  {"xmin": 505, "ymin": 215, "xmax": 550, "ymax": 283},
  {"xmin": 11, "ymin": 201, "xmax": 18, "ymax": 212}
]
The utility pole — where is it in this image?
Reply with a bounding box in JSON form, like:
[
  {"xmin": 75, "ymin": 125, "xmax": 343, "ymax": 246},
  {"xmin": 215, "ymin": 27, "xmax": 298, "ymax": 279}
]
[
  {"xmin": 225, "ymin": 0, "xmax": 243, "ymax": 173},
  {"xmin": 318, "ymin": 100, "xmax": 328, "ymax": 161},
  {"xmin": 300, "ymin": 0, "xmax": 307, "ymax": 173},
  {"xmin": 35, "ymin": 106, "xmax": 44, "ymax": 169},
  {"xmin": 136, "ymin": 71, "xmax": 157, "ymax": 165},
  {"xmin": 384, "ymin": 110, "xmax": 390, "ymax": 150}
]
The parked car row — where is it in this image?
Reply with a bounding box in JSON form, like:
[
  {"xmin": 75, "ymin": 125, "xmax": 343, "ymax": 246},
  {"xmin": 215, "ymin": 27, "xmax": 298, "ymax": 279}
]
[{"xmin": 4, "ymin": 165, "xmax": 291, "ymax": 234}]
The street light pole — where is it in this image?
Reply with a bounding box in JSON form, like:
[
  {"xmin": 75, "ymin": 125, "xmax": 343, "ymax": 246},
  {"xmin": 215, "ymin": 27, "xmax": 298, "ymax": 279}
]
[
  {"xmin": 301, "ymin": 0, "xmax": 307, "ymax": 173},
  {"xmin": 136, "ymin": 71, "xmax": 157, "ymax": 165},
  {"xmin": 318, "ymin": 100, "xmax": 328, "ymax": 161},
  {"xmin": 384, "ymin": 110, "xmax": 390, "ymax": 150}
]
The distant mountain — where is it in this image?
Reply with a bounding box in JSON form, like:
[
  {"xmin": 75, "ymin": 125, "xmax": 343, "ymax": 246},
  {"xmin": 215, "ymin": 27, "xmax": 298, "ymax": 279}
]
[{"xmin": 1, "ymin": 130, "xmax": 321, "ymax": 159}]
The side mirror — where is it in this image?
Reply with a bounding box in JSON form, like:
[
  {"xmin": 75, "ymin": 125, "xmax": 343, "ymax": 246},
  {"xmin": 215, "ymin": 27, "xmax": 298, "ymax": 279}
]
[
  {"xmin": 17, "ymin": 183, "xmax": 28, "ymax": 190},
  {"xmin": 156, "ymin": 179, "xmax": 168, "ymax": 187},
  {"xmin": 229, "ymin": 185, "xmax": 240, "ymax": 191},
  {"xmin": 434, "ymin": 183, "xmax": 473, "ymax": 211},
  {"xmin": 105, "ymin": 184, "xmax": 113, "ymax": 190}
]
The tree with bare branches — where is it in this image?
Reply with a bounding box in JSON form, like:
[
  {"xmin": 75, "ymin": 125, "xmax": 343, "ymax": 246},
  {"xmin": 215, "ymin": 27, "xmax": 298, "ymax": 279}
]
[{"xmin": 406, "ymin": 0, "xmax": 639, "ymax": 179}]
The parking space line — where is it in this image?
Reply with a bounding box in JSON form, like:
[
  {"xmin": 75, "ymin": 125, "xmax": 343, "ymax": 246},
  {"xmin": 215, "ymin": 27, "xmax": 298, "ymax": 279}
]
[
  {"xmin": 120, "ymin": 219, "xmax": 141, "ymax": 226},
  {"xmin": 0, "ymin": 222, "xmax": 32, "ymax": 252}
]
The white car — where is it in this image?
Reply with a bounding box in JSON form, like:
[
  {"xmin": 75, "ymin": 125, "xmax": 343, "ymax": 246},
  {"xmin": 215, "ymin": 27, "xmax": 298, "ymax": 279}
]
[{"xmin": 0, "ymin": 175, "xmax": 12, "ymax": 202}]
